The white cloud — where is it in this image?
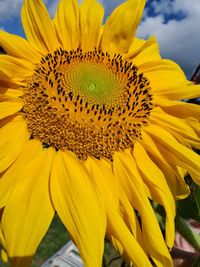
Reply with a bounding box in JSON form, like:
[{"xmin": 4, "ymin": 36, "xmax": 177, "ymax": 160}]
[
  {"xmin": 150, "ymin": 0, "xmax": 174, "ymax": 15},
  {"xmin": 137, "ymin": 0, "xmax": 200, "ymax": 77},
  {"xmin": 0, "ymin": 0, "xmax": 23, "ymax": 22}
]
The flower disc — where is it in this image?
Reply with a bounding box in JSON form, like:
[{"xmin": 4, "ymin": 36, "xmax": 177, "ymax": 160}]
[{"xmin": 23, "ymin": 48, "xmax": 153, "ymax": 160}]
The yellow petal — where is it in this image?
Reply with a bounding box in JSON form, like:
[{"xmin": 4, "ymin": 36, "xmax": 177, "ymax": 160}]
[
  {"xmin": 0, "ymin": 140, "xmax": 42, "ymax": 209},
  {"xmin": 0, "ymin": 55, "xmax": 34, "ymax": 79},
  {"xmin": 85, "ymin": 157, "xmax": 119, "ymax": 208},
  {"xmin": 0, "ymin": 101, "xmax": 23, "ymax": 119},
  {"xmin": 113, "ymin": 152, "xmax": 173, "ymax": 267},
  {"xmin": 0, "ymin": 209, "xmax": 6, "ymax": 249},
  {"xmin": 54, "ymin": 0, "xmax": 80, "ymax": 51},
  {"xmin": 1, "ymin": 249, "xmax": 8, "ymax": 263},
  {"xmin": 145, "ymin": 124, "xmax": 200, "ymax": 184},
  {"xmin": 0, "ymin": 89, "xmax": 23, "ymax": 102},
  {"xmin": 133, "ymin": 142, "xmax": 175, "ymax": 248},
  {"xmin": 50, "ymin": 151, "xmax": 106, "ymax": 267},
  {"xmin": 101, "ymin": 0, "xmax": 145, "ymax": 54},
  {"xmin": 107, "ymin": 208, "xmax": 152, "ymax": 267},
  {"xmin": 119, "ymin": 191, "xmax": 146, "ymax": 255},
  {"xmin": 0, "ymin": 116, "xmax": 28, "ymax": 173},
  {"xmin": 141, "ymin": 131, "xmax": 190, "ymax": 199},
  {"xmin": 0, "ymin": 211, "xmax": 8, "ymax": 263},
  {"xmin": 154, "ymin": 84, "xmax": 200, "ymax": 100},
  {"xmin": 128, "ymin": 37, "xmax": 146, "ymax": 52},
  {"xmin": 85, "ymin": 157, "xmax": 150, "ymax": 265},
  {"xmin": 151, "ymin": 108, "xmax": 200, "ymax": 149},
  {"xmin": 0, "ymin": 71, "xmax": 20, "ymax": 90},
  {"xmin": 0, "ymin": 30, "xmax": 41, "ymax": 63},
  {"xmin": 155, "ymin": 97, "xmax": 200, "ymax": 120},
  {"xmin": 80, "ymin": 0, "xmax": 104, "ymax": 51},
  {"xmin": 140, "ymin": 59, "xmax": 192, "ymax": 98},
  {"xmin": 2, "ymin": 145, "xmax": 54, "ymax": 267},
  {"xmin": 0, "ymin": 70, "xmax": 9, "ymax": 81},
  {"xmin": 124, "ymin": 36, "xmax": 161, "ymax": 64},
  {"xmin": 21, "ymin": 0, "xmax": 60, "ymax": 54}
]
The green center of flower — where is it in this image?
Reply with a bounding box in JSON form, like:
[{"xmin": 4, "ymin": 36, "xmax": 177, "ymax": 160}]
[
  {"xmin": 23, "ymin": 48, "xmax": 153, "ymax": 160},
  {"xmin": 63, "ymin": 61, "xmax": 125, "ymax": 108}
]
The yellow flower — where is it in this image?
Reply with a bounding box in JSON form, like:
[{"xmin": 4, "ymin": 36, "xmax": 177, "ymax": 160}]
[{"xmin": 0, "ymin": 0, "xmax": 200, "ymax": 266}]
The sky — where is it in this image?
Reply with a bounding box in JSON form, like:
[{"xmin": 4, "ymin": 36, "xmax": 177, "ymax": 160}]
[{"xmin": 0, "ymin": 0, "xmax": 199, "ymax": 78}]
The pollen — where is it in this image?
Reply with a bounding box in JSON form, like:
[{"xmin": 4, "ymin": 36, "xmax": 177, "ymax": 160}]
[{"xmin": 22, "ymin": 48, "xmax": 153, "ymax": 160}]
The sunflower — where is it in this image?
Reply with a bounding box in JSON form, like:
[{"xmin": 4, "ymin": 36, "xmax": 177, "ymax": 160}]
[{"xmin": 0, "ymin": 0, "xmax": 200, "ymax": 266}]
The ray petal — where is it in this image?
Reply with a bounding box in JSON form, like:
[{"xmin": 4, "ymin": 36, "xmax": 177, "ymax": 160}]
[
  {"xmin": 0, "ymin": 116, "xmax": 28, "ymax": 173},
  {"xmin": 101, "ymin": 0, "xmax": 145, "ymax": 54},
  {"xmin": 50, "ymin": 151, "xmax": 106, "ymax": 267},
  {"xmin": 2, "ymin": 145, "xmax": 55, "ymax": 267},
  {"xmin": 0, "ymin": 55, "xmax": 34, "ymax": 79},
  {"xmin": 80, "ymin": 0, "xmax": 104, "ymax": 51},
  {"xmin": 145, "ymin": 124, "xmax": 200, "ymax": 184},
  {"xmin": 54, "ymin": 0, "xmax": 80, "ymax": 51},
  {"xmin": 21, "ymin": 0, "xmax": 60, "ymax": 54},
  {"xmin": 0, "ymin": 102, "xmax": 23, "ymax": 120},
  {"xmin": 114, "ymin": 152, "xmax": 173, "ymax": 267},
  {"xmin": 0, "ymin": 30, "xmax": 41, "ymax": 63},
  {"xmin": 134, "ymin": 142, "xmax": 175, "ymax": 248}
]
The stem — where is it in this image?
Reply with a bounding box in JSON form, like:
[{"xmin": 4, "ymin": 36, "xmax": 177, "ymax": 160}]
[{"xmin": 175, "ymin": 216, "xmax": 200, "ymax": 252}]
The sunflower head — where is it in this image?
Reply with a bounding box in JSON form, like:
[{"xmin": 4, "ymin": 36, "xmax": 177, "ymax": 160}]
[{"xmin": 23, "ymin": 47, "xmax": 153, "ymax": 160}]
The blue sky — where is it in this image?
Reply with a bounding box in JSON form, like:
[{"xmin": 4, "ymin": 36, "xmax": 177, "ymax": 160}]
[{"xmin": 0, "ymin": 0, "xmax": 199, "ymax": 78}]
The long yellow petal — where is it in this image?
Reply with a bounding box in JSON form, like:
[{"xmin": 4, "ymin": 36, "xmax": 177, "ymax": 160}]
[
  {"xmin": 21, "ymin": 0, "xmax": 60, "ymax": 54},
  {"xmin": 114, "ymin": 152, "xmax": 173, "ymax": 267},
  {"xmin": 0, "ymin": 116, "xmax": 28, "ymax": 173},
  {"xmin": 0, "ymin": 30, "xmax": 41, "ymax": 63},
  {"xmin": 0, "ymin": 71, "xmax": 20, "ymax": 90},
  {"xmin": 107, "ymin": 208, "xmax": 152, "ymax": 267},
  {"xmin": 0, "ymin": 101, "xmax": 23, "ymax": 119},
  {"xmin": 155, "ymin": 97, "xmax": 200, "ymax": 120},
  {"xmin": 141, "ymin": 131, "xmax": 190, "ymax": 199},
  {"xmin": 134, "ymin": 142, "xmax": 175, "ymax": 248},
  {"xmin": 80, "ymin": 0, "xmax": 104, "ymax": 51},
  {"xmin": 50, "ymin": 151, "xmax": 106, "ymax": 267},
  {"xmin": 0, "ymin": 209, "xmax": 6, "ymax": 249},
  {"xmin": 0, "ymin": 140, "xmax": 41, "ymax": 209},
  {"xmin": 101, "ymin": 0, "xmax": 145, "ymax": 54},
  {"xmin": 0, "ymin": 55, "xmax": 34, "ymax": 79},
  {"xmin": 2, "ymin": 145, "xmax": 54, "ymax": 267},
  {"xmin": 140, "ymin": 59, "xmax": 191, "ymax": 96},
  {"xmin": 54, "ymin": 0, "xmax": 80, "ymax": 51},
  {"xmin": 151, "ymin": 108, "xmax": 200, "ymax": 149},
  {"xmin": 119, "ymin": 191, "xmax": 147, "ymax": 255},
  {"xmin": 0, "ymin": 89, "xmax": 23, "ymax": 101},
  {"xmin": 145, "ymin": 124, "xmax": 200, "ymax": 184},
  {"xmin": 86, "ymin": 157, "xmax": 145, "ymax": 251},
  {"xmin": 0, "ymin": 209, "xmax": 8, "ymax": 263},
  {"xmin": 124, "ymin": 36, "xmax": 161, "ymax": 65},
  {"xmin": 154, "ymin": 84, "xmax": 200, "ymax": 100},
  {"xmin": 85, "ymin": 157, "xmax": 119, "ymax": 208}
]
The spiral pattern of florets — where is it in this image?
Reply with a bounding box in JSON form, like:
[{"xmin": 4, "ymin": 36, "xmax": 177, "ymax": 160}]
[{"xmin": 23, "ymin": 48, "xmax": 153, "ymax": 160}]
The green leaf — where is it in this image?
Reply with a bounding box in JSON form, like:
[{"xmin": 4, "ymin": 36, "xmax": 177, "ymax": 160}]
[{"xmin": 192, "ymin": 255, "xmax": 200, "ymax": 267}]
